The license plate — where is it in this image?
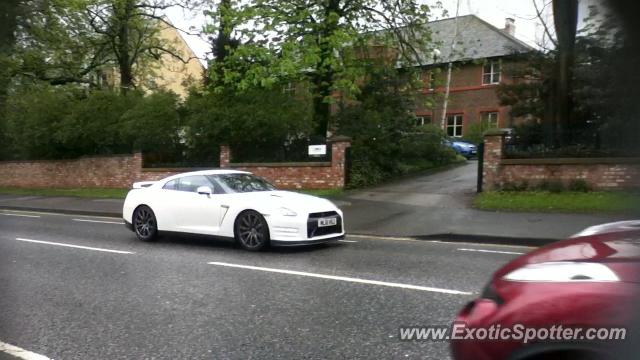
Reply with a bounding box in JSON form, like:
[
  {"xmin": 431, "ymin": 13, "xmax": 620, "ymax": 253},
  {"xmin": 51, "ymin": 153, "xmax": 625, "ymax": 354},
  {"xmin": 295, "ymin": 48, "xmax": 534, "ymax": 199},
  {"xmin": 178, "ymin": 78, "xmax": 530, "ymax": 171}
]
[{"xmin": 318, "ymin": 217, "xmax": 337, "ymax": 227}]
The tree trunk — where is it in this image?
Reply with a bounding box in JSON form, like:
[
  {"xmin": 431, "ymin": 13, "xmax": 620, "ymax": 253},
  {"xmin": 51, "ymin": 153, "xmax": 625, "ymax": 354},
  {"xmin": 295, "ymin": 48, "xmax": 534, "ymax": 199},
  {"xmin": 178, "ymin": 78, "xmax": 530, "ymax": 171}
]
[
  {"xmin": 116, "ymin": 0, "xmax": 135, "ymax": 93},
  {"xmin": 551, "ymin": 0, "xmax": 578, "ymax": 146},
  {"xmin": 312, "ymin": 0, "xmax": 341, "ymax": 138},
  {"xmin": 0, "ymin": 0, "xmax": 20, "ymax": 111},
  {"xmin": 312, "ymin": 71, "xmax": 333, "ymax": 137}
]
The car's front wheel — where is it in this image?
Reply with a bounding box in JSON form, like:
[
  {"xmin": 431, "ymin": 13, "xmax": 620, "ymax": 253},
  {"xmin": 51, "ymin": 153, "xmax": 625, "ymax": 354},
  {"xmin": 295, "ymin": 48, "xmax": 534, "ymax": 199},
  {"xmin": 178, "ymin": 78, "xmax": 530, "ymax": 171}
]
[
  {"xmin": 235, "ymin": 210, "xmax": 270, "ymax": 251},
  {"xmin": 133, "ymin": 205, "xmax": 158, "ymax": 242}
]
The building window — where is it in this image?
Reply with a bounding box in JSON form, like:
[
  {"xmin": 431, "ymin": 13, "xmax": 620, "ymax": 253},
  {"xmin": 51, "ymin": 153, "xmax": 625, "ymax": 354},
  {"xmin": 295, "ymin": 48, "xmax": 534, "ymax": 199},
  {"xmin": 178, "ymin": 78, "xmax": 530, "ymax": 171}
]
[
  {"xmin": 415, "ymin": 115, "xmax": 432, "ymax": 126},
  {"xmin": 482, "ymin": 60, "xmax": 501, "ymax": 85},
  {"xmin": 282, "ymin": 82, "xmax": 295, "ymax": 94},
  {"xmin": 446, "ymin": 114, "xmax": 463, "ymax": 137},
  {"xmin": 481, "ymin": 111, "xmax": 499, "ymax": 128},
  {"xmin": 426, "ymin": 72, "xmax": 435, "ymax": 90}
]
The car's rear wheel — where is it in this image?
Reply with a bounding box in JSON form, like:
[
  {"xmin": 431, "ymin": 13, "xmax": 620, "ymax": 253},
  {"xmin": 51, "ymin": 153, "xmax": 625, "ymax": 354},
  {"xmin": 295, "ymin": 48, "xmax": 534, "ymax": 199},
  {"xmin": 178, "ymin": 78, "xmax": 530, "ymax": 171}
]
[
  {"xmin": 133, "ymin": 205, "xmax": 158, "ymax": 242},
  {"xmin": 235, "ymin": 210, "xmax": 270, "ymax": 251}
]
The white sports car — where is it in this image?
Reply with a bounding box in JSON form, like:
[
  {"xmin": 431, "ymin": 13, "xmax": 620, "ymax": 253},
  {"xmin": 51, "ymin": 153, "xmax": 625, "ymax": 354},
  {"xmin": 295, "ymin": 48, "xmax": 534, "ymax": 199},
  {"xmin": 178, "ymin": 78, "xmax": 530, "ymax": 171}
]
[{"xmin": 122, "ymin": 170, "xmax": 345, "ymax": 250}]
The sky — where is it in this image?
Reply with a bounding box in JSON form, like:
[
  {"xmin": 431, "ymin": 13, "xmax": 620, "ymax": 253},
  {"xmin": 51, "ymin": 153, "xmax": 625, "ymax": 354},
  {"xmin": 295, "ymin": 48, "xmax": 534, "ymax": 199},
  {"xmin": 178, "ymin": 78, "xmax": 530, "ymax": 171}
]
[{"xmin": 165, "ymin": 0, "xmax": 598, "ymax": 66}]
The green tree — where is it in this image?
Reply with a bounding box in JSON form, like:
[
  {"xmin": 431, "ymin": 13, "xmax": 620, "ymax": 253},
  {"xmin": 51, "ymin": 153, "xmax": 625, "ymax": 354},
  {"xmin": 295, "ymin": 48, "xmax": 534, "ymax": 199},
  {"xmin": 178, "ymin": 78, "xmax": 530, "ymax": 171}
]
[
  {"xmin": 205, "ymin": 0, "xmax": 434, "ymax": 136},
  {"xmin": 204, "ymin": 0, "xmax": 240, "ymax": 85},
  {"xmin": 120, "ymin": 90, "xmax": 182, "ymax": 153},
  {"xmin": 498, "ymin": 4, "xmax": 638, "ymax": 154},
  {"xmin": 55, "ymin": 90, "xmax": 140, "ymax": 155},
  {"xmin": 336, "ymin": 66, "xmax": 455, "ymax": 187},
  {"xmin": 0, "ymin": 0, "xmax": 20, "ymax": 113},
  {"xmin": 183, "ymin": 88, "xmax": 313, "ymax": 163},
  {"xmin": 4, "ymin": 84, "xmax": 78, "ymax": 159},
  {"xmin": 85, "ymin": 0, "xmax": 197, "ymax": 92}
]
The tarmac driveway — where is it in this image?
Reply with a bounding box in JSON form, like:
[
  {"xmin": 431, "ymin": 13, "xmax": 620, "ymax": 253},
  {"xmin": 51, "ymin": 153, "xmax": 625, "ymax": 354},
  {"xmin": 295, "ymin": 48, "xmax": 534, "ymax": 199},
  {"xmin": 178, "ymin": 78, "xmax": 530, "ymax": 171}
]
[
  {"xmin": 341, "ymin": 161, "xmax": 622, "ymax": 242},
  {"xmin": 346, "ymin": 161, "xmax": 478, "ymax": 210}
]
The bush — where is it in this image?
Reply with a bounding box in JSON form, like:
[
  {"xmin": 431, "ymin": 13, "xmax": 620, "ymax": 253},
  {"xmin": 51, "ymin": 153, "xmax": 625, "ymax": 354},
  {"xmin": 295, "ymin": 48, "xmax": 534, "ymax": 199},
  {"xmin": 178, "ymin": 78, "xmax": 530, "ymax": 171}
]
[
  {"xmin": 500, "ymin": 181, "xmax": 529, "ymax": 192},
  {"xmin": 535, "ymin": 180, "xmax": 565, "ymax": 193},
  {"xmin": 120, "ymin": 91, "xmax": 183, "ymax": 161},
  {"xmin": 4, "ymin": 85, "xmax": 79, "ymax": 159},
  {"xmin": 55, "ymin": 90, "xmax": 141, "ymax": 156},
  {"xmin": 567, "ymin": 179, "xmax": 591, "ymax": 192},
  {"xmin": 3, "ymin": 86, "xmax": 185, "ymax": 161},
  {"xmin": 463, "ymin": 119, "xmax": 497, "ymax": 145},
  {"xmin": 183, "ymin": 88, "xmax": 313, "ymax": 163}
]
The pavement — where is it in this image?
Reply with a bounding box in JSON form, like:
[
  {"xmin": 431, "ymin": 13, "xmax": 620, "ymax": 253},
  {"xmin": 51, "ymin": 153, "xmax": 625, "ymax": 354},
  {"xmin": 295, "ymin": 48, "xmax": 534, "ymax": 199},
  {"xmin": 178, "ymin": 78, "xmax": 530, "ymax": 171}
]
[
  {"xmin": 0, "ymin": 209, "xmax": 530, "ymax": 359},
  {"xmin": 0, "ymin": 161, "xmax": 629, "ymax": 245}
]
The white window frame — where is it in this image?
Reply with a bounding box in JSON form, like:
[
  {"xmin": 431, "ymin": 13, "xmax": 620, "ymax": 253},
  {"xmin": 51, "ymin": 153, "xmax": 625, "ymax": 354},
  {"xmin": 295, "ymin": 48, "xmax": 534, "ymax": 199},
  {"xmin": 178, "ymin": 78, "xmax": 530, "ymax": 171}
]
[
  {"xmin": 481, "ymin": 111, "xmax": 499, "ymax": 128},
  {"xmin": 427, "ymin": 72, "xmax": 435, "ymax": 90},
  {"xmin": 415, "ymin": 115, "xmax": 432, "ymax": 126},
  {"xmin": 446, "ymin": 114, "xmax": 463, "ymax": 137},
  {"xmin": 482, "ymin": 60, "xmax": 501, "ymax": 85},
  {"xmin": 282, "ymin": 82, "xmax": 295, "ymax": 94}
]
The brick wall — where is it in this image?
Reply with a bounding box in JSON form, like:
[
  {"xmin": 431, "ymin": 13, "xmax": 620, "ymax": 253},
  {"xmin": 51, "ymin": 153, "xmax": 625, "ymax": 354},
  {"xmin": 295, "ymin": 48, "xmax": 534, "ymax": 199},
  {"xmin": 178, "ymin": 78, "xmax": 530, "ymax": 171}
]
[
  {"xmin": 482, "ymin": 130, "xmax": 640, "ymax": 191},
  {"xmin": 0, "ymin": 153, "xmax": 145, "ymax": 188},
  {"xmin": 0, "ymin": 137, "xmax": 352, "ymax": 189},
  {"xmin": 220, "ymin": 137, "xmax": 351, "ymax": 189}
]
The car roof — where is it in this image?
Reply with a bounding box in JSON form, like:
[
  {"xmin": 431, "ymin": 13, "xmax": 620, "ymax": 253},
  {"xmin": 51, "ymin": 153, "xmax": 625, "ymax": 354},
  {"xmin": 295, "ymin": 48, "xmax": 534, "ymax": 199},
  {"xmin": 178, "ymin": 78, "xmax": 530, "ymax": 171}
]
[{"xmin": 161, "ymin": 169, "xmax": 251, "ymax": 182}]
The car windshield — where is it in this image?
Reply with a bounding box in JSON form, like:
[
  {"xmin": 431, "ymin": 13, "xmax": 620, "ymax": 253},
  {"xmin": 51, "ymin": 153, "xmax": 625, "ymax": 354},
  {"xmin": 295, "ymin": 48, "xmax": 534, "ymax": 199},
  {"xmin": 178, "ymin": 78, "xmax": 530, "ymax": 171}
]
[{"xmin": 210, "ymin": 174, "xmax": 276, "ymax": 193}]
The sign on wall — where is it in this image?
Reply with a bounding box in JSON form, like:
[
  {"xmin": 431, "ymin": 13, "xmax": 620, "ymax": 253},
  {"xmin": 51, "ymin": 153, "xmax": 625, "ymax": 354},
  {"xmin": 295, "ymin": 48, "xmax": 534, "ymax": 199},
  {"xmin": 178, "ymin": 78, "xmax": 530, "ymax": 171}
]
[{"xmin": 308, "ymin": 145, "xmax": 327, "ymax": 156}]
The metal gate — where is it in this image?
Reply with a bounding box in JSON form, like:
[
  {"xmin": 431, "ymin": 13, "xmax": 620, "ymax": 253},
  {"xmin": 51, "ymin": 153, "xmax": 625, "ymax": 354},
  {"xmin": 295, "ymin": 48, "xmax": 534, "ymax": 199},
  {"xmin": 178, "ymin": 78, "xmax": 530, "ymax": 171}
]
[
  {"xmin": 477, "ymin": 142, "xmax": 484, "ymax": 193},
  {"xmin": 344, "ymin": 146, "xmax": 352, "ymax": 186}
]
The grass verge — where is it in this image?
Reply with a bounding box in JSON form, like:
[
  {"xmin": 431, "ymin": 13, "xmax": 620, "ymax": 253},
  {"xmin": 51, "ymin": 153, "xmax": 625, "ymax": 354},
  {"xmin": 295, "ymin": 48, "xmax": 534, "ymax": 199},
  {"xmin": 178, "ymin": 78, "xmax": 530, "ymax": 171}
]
[
  {"xmin": 298, "ymin": 188, "xmax": 344, "ymax": 197},
  {"xmin": 474, "ymin": 191, "xmax": 640, "ymax": 214},
  {"xmin": 0, "ymin": 187, "xmax": 130, "ymax": 199},
  {"xmin": 0, "ymin": 187, "xmax": 344, "ymax": 199}
]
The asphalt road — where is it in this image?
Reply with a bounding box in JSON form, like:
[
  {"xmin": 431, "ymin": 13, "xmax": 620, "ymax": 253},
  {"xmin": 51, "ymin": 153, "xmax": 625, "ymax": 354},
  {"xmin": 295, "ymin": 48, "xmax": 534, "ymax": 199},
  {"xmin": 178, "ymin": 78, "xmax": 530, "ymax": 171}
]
[{"xmin": 0, "ymin": 209, "xmax": 533, "ymax": 360}]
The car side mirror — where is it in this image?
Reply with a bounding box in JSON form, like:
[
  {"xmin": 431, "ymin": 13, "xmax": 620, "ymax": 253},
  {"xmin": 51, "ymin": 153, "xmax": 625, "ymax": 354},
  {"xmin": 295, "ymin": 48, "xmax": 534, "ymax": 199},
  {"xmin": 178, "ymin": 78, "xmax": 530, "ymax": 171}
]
[{"xmin": 197, "ymin": 186, "xmax": 213, "ymax": 196}]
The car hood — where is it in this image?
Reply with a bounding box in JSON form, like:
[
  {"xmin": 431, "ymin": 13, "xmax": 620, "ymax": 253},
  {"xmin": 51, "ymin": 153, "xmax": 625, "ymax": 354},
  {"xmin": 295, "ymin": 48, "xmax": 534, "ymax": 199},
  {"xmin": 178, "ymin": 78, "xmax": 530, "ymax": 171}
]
[
  {"xmin": 229, "ymin": 190, "xmax": 337, "ymax": 213},
  {"xmin": 495, "ymin": 221, "xmax": 640, "ymax": 283}
]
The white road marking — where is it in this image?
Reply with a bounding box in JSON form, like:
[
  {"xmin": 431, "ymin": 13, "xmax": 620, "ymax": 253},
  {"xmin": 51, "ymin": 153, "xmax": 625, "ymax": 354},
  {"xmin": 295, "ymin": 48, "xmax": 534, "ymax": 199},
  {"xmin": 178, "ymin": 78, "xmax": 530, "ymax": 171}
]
[
  {"xmin": 458, "ymin": 248, "xmax": 524, "ymax": 255},
  {"xmin": 348, "ymin": 234, "xmax": 419, "ymax": 242},
  {"xmin": 72, "ymin": 218, "xmax": 123, "ymax": 225},
  {"xmin": 208, "ymin": 261, "xmax": 472, "ymax": 295},
  {"xmin": 0, "ymin": 213, "xmax": 40, "ymax": 218},
  {"xmin": 0, "ymin": 341, "xmax": 51, "ymax": 360},
  {"xmin": 14, "ymin": 238, "xmax": 134, "ymax": 255},
  {"xmin": 337, "ymin": 239, "xmax": 358, "ymax": 243}
]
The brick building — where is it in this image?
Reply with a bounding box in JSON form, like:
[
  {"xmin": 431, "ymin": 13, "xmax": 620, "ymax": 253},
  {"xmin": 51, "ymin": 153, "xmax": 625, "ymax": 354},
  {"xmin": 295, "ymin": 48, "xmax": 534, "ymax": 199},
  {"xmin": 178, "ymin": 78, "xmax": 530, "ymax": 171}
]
[{"xmin": 412, "ymin": 15, "xmax": 534, "ymax": 138}]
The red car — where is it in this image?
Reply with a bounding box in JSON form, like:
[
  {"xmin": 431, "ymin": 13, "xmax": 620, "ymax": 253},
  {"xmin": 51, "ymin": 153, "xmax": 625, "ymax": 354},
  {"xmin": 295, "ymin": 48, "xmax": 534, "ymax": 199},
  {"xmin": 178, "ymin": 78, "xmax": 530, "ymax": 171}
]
[{"xmin": 451, "ymin": 220, "xmax": 640, "ymax": 360}]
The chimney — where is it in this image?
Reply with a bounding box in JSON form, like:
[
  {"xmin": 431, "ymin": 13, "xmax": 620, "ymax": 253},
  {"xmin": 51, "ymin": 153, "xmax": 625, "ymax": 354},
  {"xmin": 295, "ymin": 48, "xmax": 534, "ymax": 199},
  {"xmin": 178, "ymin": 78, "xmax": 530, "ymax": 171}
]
[{"xmin": 503, "ymin": 17, "xmax": 515, "ymax": 36}]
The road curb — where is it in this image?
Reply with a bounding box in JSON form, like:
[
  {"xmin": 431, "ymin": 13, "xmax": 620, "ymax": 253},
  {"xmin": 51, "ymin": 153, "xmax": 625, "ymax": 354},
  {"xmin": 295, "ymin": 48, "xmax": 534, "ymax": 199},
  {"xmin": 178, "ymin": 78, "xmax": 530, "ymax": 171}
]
[
  {"xmin": 412, "ymin": 233, "xmax": 557, "ymax": 247},
  {"xmin": 350, "ymin": 232, "xmax": 557, "ymax": 247},
  {"xmin": 0, "ymin": 205, "xmax": 120, "ymax": 218},
  {"xmin": 1, "ymin": 205, "xmax": 558, "ymax": 246}
]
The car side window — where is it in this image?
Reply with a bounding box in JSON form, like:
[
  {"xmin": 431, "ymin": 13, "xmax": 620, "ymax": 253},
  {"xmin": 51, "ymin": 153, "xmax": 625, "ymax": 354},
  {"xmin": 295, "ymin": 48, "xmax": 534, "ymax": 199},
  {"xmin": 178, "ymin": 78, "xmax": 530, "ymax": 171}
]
[
  {"xmin": 177, "ymin": 175, "xmax": 213, "ymax": 193},
  {"xmin": 163, "ymin": 179, "xmax": 179, "ymax": 191}
]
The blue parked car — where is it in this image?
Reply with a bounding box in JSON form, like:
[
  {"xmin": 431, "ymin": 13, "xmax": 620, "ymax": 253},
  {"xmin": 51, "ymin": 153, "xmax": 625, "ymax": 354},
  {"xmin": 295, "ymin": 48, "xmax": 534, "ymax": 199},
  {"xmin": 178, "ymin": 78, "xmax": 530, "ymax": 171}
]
[{"xmin": 444, "ymin": 139, "xmax": 477, "ymax": 159}]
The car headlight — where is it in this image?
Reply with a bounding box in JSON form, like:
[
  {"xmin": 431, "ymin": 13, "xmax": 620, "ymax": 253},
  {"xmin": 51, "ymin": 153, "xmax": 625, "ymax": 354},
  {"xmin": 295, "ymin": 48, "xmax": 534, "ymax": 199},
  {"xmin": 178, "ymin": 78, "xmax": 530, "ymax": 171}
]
[
  {"xmin": 503, "ymin": 262, "xmax": 619, "ymax": 282},
  {"xmin": 278, "ymin": 207, "xmax": 297, "ymax": 217}
]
